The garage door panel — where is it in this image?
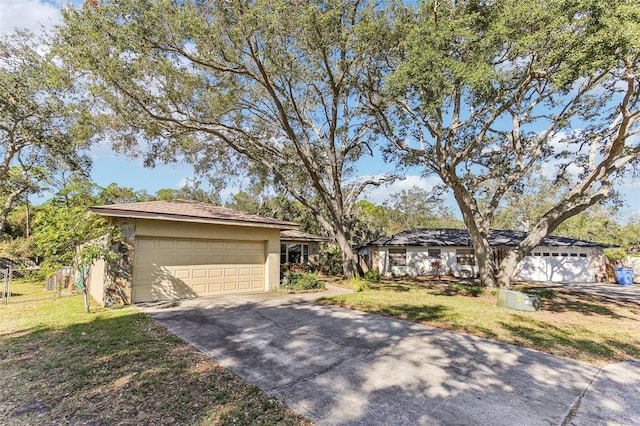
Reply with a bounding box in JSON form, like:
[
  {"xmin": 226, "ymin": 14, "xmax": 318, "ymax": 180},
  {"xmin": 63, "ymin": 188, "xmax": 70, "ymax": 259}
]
[
  {"xmin": 133, "ymin": 237, "xmax": 266, "ymax": 302},
  {"xmin": 157, "ymin": 239, "xmax": 176, "ymax": 249},
  {"xmin": 238, "ymin": 267, "xmax": 252, "ymax": 276},
  {"xmin": 209, "ymin": 268, "xmax": 223, "ymax": 278},
  {"xmin": 208, "ymin": 283, "xmax": 223, "ymax": 292},
  {"xmin": 137, "ymin": 239, "xmax": 156, "ymax": 250},
  {"xmin": 176, "ymin": 240, "xmax": 193, "ymax": 249},
  {"xmin": 192, "ymin": 269, "xmax": 207, "ymax": 279}
]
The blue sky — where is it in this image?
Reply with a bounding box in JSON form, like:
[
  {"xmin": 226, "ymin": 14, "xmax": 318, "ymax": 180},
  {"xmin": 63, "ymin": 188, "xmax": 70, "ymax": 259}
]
[{"xmin": 2, "ymin": 0, "xmax": 639, "ymax": 222}]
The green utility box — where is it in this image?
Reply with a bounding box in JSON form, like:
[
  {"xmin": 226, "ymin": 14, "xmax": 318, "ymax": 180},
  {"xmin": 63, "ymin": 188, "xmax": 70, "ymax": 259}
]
[{"xmin": 497, "ymin": 289, "xmax": 541, "ymax": 312}]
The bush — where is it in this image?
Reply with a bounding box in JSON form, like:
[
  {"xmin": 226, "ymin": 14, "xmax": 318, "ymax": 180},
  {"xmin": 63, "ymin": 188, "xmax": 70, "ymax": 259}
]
[
  {"xmin": 318, "ymin": 246, "xmax": 343, "ymax": 276},
  {"xmin": 450, "ymin": 282, "xmax": 485, "ymax": 297},
  {"xmin": 604, "ymin": 247, "xmax": 628, "ymax": 264},
  {"xmin": 364, "ymin": 269, "xmax": 381, "ymax": 283},
  {"xmin": 351, "ymin": 273, "xmax": 370, "ymax": 292},
  {"xmin": 282, "ymin": 271, "xmax": 325, "ymax": 291}
]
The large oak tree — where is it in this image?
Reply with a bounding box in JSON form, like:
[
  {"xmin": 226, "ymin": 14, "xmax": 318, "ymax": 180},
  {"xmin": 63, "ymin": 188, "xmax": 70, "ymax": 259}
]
[
  {"xmin": 369, "ymin": 0, "xmax": 640, "ymax": 287},
  {"xmin": 58, "ymin": 0, "xmax": 396, "ymax": 276}
]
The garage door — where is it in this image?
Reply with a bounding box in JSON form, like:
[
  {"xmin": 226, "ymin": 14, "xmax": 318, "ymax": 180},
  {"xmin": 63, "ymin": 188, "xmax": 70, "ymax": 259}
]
[
  {"xmin": 516, "ymin": 255, "xmax": 594, "ymax": 282},
  {"xmin": 132, "ymin": 237, "xmax": 266, "ymax": 302}
]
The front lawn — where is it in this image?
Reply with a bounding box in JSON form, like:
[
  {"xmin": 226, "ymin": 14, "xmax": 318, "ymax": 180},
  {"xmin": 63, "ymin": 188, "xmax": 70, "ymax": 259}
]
[
  {"xmin": 320, "ymin": 277, "xmax": 640, "ymax": 366},
  {"xmin": 0, "ymin": 293, "xmax": 310, "ymax": 425}
]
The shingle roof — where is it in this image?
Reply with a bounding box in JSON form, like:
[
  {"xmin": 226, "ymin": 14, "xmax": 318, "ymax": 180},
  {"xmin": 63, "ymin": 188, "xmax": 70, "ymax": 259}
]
[
  {"xmin": 368, "ymin": 228, "xmax": 613, "ymax": 248},
  {"xmin": 90, "ymin": 200, "xmax": 299, "ymax": 229},
  {"xmin": 280, "ymin": 229, "xmax": 330, "ymax": 242}
]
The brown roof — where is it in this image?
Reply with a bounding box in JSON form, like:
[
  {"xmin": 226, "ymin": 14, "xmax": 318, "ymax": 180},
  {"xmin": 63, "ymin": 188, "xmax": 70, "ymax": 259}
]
[
  {"xmin": 90, "ymin": 200, "xmax": 299, "ymax": 229},
  {"xmin": 280, "ymin": 229, "xmax": 330, "ymax": 242}
]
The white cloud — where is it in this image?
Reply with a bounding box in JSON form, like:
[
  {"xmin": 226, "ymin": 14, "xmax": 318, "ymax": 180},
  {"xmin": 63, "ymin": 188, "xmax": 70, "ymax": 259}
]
[
  {"xmin": 0, "ymin": 0, "xmax": 63, "ymax": 34},
  {"xmin": 361, "ymin": 174, "xmax": 445, "ymax": 204}
]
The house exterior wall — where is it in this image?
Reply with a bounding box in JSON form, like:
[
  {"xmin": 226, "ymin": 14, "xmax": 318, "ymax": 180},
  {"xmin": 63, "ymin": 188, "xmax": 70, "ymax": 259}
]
[
  {"xmin": 88, "ymin": 258, "xmax": 105, "ymax": 304},
  {"xmin": 95, "ymin": 218, "xmax": 281, "ymax": 305},
  {"xmin": 377, "ymin": 247, "xmax": 475, "ymax": 277},
  {"xmin": 372, "ymin": 245, "xmax": 604, "ymax": 283},
  {"xmin": 627, "ymin": 257, "xmax": 640, "ymax": 283}
]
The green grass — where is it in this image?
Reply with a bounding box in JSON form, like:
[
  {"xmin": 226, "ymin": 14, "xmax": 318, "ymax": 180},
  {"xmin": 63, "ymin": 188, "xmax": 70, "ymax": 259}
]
[
  {"xmin": 3, "ymin": 276, "xmax": 54, "ymax": 302},
  {"xmin": 320, "ymin": 278, "xmax": 640, "ymax": 366},
  {"xmin": 0, "ymin": 293, "xmax": 310, "ymax": 425}
]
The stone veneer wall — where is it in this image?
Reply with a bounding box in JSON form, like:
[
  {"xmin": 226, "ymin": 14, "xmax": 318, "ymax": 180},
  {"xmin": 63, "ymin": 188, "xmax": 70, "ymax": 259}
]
[{"xmin": 103, "ymin": 218, "xmax": 136, "ymax": 306}]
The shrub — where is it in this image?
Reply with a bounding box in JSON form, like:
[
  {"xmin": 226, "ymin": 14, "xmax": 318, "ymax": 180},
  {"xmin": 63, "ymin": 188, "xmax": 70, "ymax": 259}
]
[
  {"xmin": 450, "ymin": 282, "xmax": 485, "ymax": 297},
  {"xmin": 466, "ymin": 285, "xmax": 485, "ymax": 297},
  {"xmin": 604, "ymin": 247, "xmax": 628, "ymax": 264},
  {"xmin": 520, "ymin": 287, "xmax": 557, "ymax": 300},
  {"xmin": 364, "ymin": 269, "xmax": 381, "ymax": 283},
  {"xmin": 318, "ymin": 246, "xmax": 343, "ymax": 276},
  {"xmin": 430, "ymin": 259, "xmax": 443, "ymax": 277},
  {"xmin": 282, "ymin": 271, "xmax": 325, "ymax": 291},
  {"xmin": 351, "ymin": 273, "xmax": 369, "ymax": 292}
]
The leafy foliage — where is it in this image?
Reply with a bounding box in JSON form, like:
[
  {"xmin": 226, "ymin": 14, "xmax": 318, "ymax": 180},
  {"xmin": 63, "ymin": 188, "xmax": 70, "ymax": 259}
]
[
  {"xmin": 58, "ymin": 0, "xmax": 399, "ymax": 277},
  {"xmin": 282, "ymin": 271, "xmax": 325, "ymax": 291},
  {"xmin": 364, "ymin": 269, "xmax": 381, "ymax": 283},
  {"xmin": 0, "ymin": 31, "xmax": 94, "ymax": 234}
]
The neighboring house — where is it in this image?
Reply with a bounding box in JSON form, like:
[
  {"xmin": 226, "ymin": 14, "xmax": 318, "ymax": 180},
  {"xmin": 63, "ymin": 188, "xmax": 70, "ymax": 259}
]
[
  {"xmin": 360, "ymin": 228, "xmax": 611, "ymax": 283},
  {"xmin": 87, "ymin": 200, "xmax": 325, "ymax": 305}
]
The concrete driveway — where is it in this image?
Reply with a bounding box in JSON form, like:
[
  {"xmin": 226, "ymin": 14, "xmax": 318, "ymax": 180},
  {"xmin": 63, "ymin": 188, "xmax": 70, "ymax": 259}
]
[{"xmin": 139, "ymin": 289, "xmax": 639, "ymax": 425}]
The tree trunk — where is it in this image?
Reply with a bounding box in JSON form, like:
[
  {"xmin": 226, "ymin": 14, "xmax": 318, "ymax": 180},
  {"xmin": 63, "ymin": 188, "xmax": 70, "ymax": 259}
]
[
  {"xmin": 473, "ymin": 242, "xmax": 496, "ymax": 288},
  {"xmin": 83, "ymin": 284, "xmax": 91, "ymax": 313},
  {"xmin": 495, "ymin": 249, "xmax": 521, "ymax": 289},
  {"xmin": 450, "ymin": 183, "xmax": 497, "ymax": 287},
  {"xmin": 335, "ymin": 228, "xmax": 356, "ymax": 278}
]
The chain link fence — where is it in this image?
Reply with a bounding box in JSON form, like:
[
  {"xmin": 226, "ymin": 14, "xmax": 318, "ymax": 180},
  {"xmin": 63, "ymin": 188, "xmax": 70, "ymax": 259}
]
[{"xmin": 1, "ymin": 264, "xmax": 77, "ymax": 304}]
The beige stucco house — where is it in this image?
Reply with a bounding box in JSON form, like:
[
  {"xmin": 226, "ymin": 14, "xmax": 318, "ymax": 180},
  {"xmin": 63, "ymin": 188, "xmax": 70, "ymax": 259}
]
[{"xmin": 87, "ymin": 200, "xmax": 325, "ymax": 305}]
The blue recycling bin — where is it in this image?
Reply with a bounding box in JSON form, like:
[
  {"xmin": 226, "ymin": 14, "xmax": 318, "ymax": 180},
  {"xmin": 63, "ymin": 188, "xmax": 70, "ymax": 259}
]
[{"xmin": 614, "ymin": 267, "xmax": 633, "ymax": 286}]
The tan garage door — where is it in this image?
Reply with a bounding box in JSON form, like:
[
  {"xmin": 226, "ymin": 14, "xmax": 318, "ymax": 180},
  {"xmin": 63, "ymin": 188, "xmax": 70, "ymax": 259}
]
[{"xmin": 132, "ymin": 237, "xmax": 266, "ymax": 303}]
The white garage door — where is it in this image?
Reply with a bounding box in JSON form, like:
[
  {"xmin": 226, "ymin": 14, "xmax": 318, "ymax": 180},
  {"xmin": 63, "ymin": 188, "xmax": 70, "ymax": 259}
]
[
  {"xmin": 516, "ymin": 254, "xmax": 594, "ymax": 282},
  {"xmin": 132, "ymin": 237, "xmax": 266, "ymax": 302}
]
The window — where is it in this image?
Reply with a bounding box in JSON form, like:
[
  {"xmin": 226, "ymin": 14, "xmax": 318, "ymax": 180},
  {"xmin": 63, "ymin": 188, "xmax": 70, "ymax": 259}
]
[
  {"xmin": 456, "ymin": 248, "xmax": 476, "ymax": 266},
  {"xmin": 551, "ymin": 253, "xmax": 559, "ymax": 257},
  {"xmin": 389, "ymin": 248, "xmax": 407, "ymax": 266},
  {"xmin": 533, "ymin": 252, "xmax": 541, "ymax": 256},
  {"xmin": 281, "ymin": 243, "xmax": 310, "ymax": 264},
  {"xmin": 570, "ymin": 253, "xmax": 578, "ymax": 257},
  {"xmin": 428, "ymin": 249, "xmax": 441, "ymax": 259},
  {"xmin": 561, "ymin": 253, "xmax": 568, "ymax": 257},
  {"xmin": 543, "ymin": 252, "xmax": 550, "ymax": 257},
  {"xmin": 579, "ymin": 253, "xmax": 587, "ymax": 258}
]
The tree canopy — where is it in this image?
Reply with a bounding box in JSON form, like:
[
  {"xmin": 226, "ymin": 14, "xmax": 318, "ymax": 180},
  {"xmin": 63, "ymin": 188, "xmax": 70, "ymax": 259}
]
[
  {"xmin": 0, "ymin": 31, "xmax": 94, "ymax": 235},
  {"xmin": 58, "ymin": 0, "xmax": 398, "ymax": 276}
]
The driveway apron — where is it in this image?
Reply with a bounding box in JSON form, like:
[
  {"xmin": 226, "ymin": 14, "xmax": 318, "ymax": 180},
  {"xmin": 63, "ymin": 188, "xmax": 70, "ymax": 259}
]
[{"xmin": 139, "ymin": 291, "xmax": 636, "ymax": 425}]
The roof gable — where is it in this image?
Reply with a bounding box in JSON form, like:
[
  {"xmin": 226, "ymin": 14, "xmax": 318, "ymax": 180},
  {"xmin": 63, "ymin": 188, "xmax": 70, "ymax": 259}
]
[{"xmin": 90, "ymin": 200, "xmax": 299, "ymax": 229}]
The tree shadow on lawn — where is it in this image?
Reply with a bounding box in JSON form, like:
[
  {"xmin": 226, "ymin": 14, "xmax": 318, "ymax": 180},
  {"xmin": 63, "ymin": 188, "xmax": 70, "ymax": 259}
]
[
  {"xmin": 515, "ymin": 283, "xmax": 640, "ymax": 318},
  {"xmin": 499, "ymin": 318, "xmax": 640, "ymax": 364},
  {"xmin": 531, "ymin": 289, "xmax": 635, "ymax": 320},
  {"xmin": 0, "ymin": 311, "xmax": 308, "ymax": 426},
  {"xmin": 374, "ymin": 303, "xmax": 451, "ymax": 323}
]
